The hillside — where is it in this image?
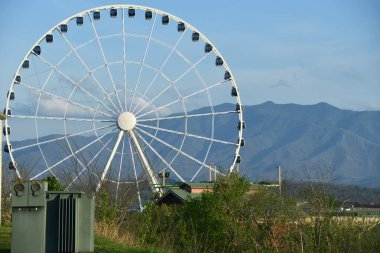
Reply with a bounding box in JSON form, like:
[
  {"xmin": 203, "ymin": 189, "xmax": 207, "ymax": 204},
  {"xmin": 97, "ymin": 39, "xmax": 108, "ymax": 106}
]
[
  {"xmin": 3, "ymin": 102, "xmax": 380, "ymax": 187},
  {"xmin": 240, "ymin": 101, "xmax": 380, "ymax": 187}
]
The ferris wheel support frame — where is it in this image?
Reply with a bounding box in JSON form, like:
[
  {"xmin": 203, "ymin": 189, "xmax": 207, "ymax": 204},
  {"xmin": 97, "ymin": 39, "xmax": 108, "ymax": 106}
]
[
  {"xmin": 4, "ymin": 5, "xmax": 244, "ymax": 196},
  {"xmin": 128, "ymin": 130, "xmax": 161, "ymax": 194},
  {"xmin": 0, "ymin": 112, "xmax": 5, "ymax": 227}
]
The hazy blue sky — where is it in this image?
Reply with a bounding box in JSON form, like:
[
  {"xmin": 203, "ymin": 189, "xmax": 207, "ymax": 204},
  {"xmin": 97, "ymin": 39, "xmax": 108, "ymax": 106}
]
[{"xmin": 0, "ymin": 0, "xmax": 379, "ymax": 110}]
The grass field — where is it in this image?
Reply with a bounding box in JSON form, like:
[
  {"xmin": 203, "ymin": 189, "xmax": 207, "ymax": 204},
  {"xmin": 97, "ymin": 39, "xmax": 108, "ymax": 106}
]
[
  {"xmin": 0, "ymin": 226, "xmax": 164, "ymax": 253},
  {"xmin": 0, "ymin": 226, "xmax": 11, "ymax": 253}
]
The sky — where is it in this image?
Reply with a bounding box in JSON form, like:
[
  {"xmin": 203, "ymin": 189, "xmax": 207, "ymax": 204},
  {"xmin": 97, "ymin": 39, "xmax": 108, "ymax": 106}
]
[{"xmin": 0, "ymin": 0, "xmax": 379, "ymax": 111}]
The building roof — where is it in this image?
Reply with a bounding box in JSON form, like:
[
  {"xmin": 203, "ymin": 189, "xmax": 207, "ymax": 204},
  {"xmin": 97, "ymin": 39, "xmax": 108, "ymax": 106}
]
[
  {"xmin": 170, "ymin": 188, "xmax": 201, "ymax": 200},
  {"xmin": 340, "ymin": 202, "xmax": 380, "ymax": 208},
  {"xmin": 354, "ymin": 204, "xmax": 380, "ymax": 208},
  {"xmin": 156, "ymin": 188, "xmax": 202, "ymax": 205},
  {"xmin": 180, "ymin": 182, "xmax": 214, "ymax": 189}
]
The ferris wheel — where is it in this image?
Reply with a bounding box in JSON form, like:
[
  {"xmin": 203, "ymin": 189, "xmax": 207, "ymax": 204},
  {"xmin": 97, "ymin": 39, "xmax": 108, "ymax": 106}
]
[{"xmin": 4, "ymin": 5, "xmax": 244, "ymax": 206}]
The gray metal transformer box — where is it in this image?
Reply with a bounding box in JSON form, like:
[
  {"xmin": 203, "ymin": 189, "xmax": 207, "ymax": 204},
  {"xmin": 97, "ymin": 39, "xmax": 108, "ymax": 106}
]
[
  {"xmin": 11, "ymin": 180, "xmax": 48, "ymax": 253},
  {"xmin": 11, "ymin": 181, "xmax": 94, "ymax": 253},
  {"xmin": 45, "ymin": 191, "xmax": 94, "ymax": 253}
]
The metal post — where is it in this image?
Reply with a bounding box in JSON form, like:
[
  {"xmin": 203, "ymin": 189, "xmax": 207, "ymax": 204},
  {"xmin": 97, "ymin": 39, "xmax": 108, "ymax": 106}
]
[
  {"xmin": 0, "ymin": 113, "xmax": 5, "ymax": 227},
  {"xmin": 128, "ymin": 130, "xmax": 161, "ymax": 194},
  {"xmin": 278, "ymin": 163, "xmax": 282, "ymax": 196},
  {"xmin": 96, "ymin": 131, "xmax": 124, "ymax": 192},
  {"xmin": 208, "ymin": 164, "xmax": 212, "ymax": 182},
  {"xmin": 0, "ymin": 119, "xmax": 2, "ymax": 227},
  {"xmin": 162, "ymin": 168, "xmax": 166, "ymax": 188}
]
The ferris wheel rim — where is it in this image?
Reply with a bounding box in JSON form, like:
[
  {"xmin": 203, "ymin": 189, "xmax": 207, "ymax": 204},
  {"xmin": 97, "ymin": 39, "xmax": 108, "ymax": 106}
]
[{"xmin": 4, "ymin": 5, "xmax": 244, "ymax": 192}]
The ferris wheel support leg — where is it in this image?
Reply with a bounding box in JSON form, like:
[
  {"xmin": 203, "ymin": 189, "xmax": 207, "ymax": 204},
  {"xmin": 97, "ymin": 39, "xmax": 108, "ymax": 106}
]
[
  {"xmin": 0, "ymin": 119, "xmax": 2, "ymax": 227},
  {"xmin": 96, "ymin": 131, "xmax": 124, "ymax": 192},
  {"xmin": 128, "ymin": 130, "xmax": 161, "ymax": 195}
]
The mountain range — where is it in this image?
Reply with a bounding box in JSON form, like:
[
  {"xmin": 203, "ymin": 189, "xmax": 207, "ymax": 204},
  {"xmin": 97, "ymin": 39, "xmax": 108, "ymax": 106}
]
[
  {"xmin": 239, "ymin": 101, "xmax": 380, "ymax": 187},
  {"xmin": 3, "ymin": 101, "xmax": 380, "ymax": 188}
]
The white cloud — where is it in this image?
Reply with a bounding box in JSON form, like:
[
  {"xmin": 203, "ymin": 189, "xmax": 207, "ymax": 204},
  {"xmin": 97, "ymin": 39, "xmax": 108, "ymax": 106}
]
[
  {"xmin": 131, "ymin": 97, "xmax": 172, "ymax": 117},
  {"xmin": 39, "ymin": 96, "xmax": 92, "ymax": 117},
  {"xmin": 270, "ymin": 78, "xmax": 292, "ymax": 89}
]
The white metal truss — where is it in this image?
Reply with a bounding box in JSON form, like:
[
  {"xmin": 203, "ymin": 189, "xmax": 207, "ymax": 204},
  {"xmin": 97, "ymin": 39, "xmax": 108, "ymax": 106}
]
[{"xmin": 4, "ymin": 5, "xmax": 244, "ymax": 208}]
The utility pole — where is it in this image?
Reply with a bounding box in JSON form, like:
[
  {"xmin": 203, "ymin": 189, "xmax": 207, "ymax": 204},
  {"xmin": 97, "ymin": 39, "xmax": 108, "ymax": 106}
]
[
  {"xmin": 208, "ymin": 164, "xmax": 212, "ymax": 182},
  {"xmin": 162, "ymin": 168, "xmax": 166, "ymax": 188},
  {"xmin": 158, "ymin": 169, "xmax": 169, "ymax": 192},
  {"xmin": 0, "ymin": 112, "xmax": 6, "ymax": 227},
  {"xmin": 278, "ymin": 163, "xmax": 282, "ymax": 196}
]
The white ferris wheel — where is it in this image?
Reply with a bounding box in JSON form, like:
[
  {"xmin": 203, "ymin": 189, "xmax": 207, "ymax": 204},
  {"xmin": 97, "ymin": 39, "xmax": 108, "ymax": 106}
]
[{"xmin": 4, "ymin": 5, "xmax": 244, "ymax": 206}]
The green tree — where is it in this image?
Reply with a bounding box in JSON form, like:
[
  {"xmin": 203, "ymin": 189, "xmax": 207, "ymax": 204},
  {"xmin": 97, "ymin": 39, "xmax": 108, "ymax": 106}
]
[
  {"xmin": 96, "ymin": 191, "xmax": 117, "ymax": 224},
  {"xmin": 45, "ymin": 176, "xmax": 65, "ymax": 191}
]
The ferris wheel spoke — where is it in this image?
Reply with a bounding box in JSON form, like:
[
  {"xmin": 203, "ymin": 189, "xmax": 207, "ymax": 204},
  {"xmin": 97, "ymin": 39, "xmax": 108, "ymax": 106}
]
[
  {"xmin": 136, "ymin": 126, "xmax": 210, "ymax": 172},
  {"xmin": 136, "ymin": 79, "xmax": 230, "ymax": 119},
  {"xmin": 128, "ymin": 14, "xmax": 157, "ymax": 111},
  {"xmin": 135, "ymin": 130, "xmax": 185, "ymax": 182},
  {"xmin": 58, "ymin": 30, "xmax": 122, "ymax": 114},
  {"xmin": 10, "ymin": 114, "xmax": 114, "ymax": 122},
  {"xmin": 29, "ymin": 46, "xmax": 74, "ymax": 92},
  {"xmin": 131, "ymin": 31, "xmax": 187, "ymax": 114},
  {"xmin": 67, "ymin": 132, "xmax": 116, "ymax": 189},
  {"xmin": 96, "ymin": 130, "xmax": 124, "ymax": 192},
  {"xmin": 116, "ymin": 133, "xmax": 127, "ymax": 201},
  {"xmin": 63, "ymin": 136, "xmax": 94, "ymax": 192},
  {"xmin": 19, "ymin": 82, "xmax": 114, "ymax": 118},
  {"xmin": 127, "ymin": 137, "xmax": 143, "ymax": 210},
  {"xmin": 87, "ymin": 12, "xmax": 124, "ymax": 112},
  {"xmin": 7, "ymin": 6, "xmax": 241, "ymax": 200},
  {"xmin": 122, "ymin": 9, "xmax": 128, "ymax": 111},
  {"xmin": 137, "ymin": 123, "xmax": 236, "ymax": 146},
  {"xmin": 134, "ymin": 54, "xmax": 212, "ymax": 117},
  {"xmin": 36, "ymin": 134, "xmax": 59, "ymax": 180},
  {"xmin": 31, "ymin": 127, "xmax": 118, "ymax": 180},
  {"xmin": 173, "ymin": 53, "xmax": 210, "ymax": 85},
  {"xmin": 12, "ymin": 124, "xmax": 116, "ymax": 153},
  {"xmin": 134, "ymin": 85, "xmax": 172, "ymax": 116},
  {"xmin": 138, "ymin": 110, "xmax": 237, "ymax": 122},
  {"xmin": 191, "ymin": 129, "xmax": 215, "ymax": 182},
  {"xmin": 191, "ymin": 159, "xmax": 220, "ymax": 182},
  {"xmin": 36, "ymin": 54, "xmax": 118, "ymax": 116}
]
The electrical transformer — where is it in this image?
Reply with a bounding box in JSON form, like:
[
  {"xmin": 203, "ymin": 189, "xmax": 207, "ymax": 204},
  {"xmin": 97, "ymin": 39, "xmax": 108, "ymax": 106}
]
[{"xmin": 11, "ymin": 180, "xmax": 94, "ymax": 253}]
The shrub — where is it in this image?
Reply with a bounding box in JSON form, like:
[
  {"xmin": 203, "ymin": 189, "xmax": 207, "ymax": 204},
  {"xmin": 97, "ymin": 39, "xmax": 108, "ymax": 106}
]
[
  {"xmin": 45, "ymin": 176, "xmax": 65, "ymax": 191},
  {"xmin": 96, "ymin": 191, "xmax": 117, "ymax": 224}
]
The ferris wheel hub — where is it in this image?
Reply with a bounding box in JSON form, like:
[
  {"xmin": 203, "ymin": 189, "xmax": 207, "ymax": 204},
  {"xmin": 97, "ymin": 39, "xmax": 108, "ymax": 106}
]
[
  {"xmin": 5, "ymin": 5, "xmax": 243, "ymax": 202},
  {"xmin": 117, "ymin": 112, "xmax": 136, "ymax": 131}
]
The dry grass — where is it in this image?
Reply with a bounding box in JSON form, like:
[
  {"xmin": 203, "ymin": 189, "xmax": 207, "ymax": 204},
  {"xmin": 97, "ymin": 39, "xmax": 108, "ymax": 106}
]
[
  {"xmin": 0, "ymin": 226, "xmax": 11, "ymax": 253},
  {"xmin": 95, "ymin": 222, "xmax": 143, "ymax": 248}
]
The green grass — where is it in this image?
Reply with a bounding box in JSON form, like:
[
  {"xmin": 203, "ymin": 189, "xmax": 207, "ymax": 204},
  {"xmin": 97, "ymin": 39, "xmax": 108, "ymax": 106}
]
[
  {"xmin": 93, "ymin": 236, "xmax": 166, "ymax": 253},
  {"xmin": 0, "ymin": 226, "xmax": 165, "ymax": 253},
  {"xmin": 0, "ymin": 226, "xmax": 11, "ymax": 253}
]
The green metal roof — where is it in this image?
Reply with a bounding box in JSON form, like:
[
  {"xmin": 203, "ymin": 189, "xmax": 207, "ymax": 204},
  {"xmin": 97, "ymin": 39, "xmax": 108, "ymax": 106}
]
[
  {"xmin": 180, "ymin": 182, "xmax": 214, "ymax": 189},
  {"xmin": 163, "ymin": 188, "xmax": 201, "ymax": 202}
]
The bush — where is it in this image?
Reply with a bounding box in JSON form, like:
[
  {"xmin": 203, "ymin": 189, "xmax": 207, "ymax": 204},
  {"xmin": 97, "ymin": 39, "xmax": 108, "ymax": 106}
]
[
  {"xmin": 96, "ymin": 191, "xmax": 117, "ymax": 224},
  {"xmin": 45, "ymin": 176, "xmax": 66, "ymax": 191},
  {"xmin": 95, "ymin": 174, "xmax": 380, "ymax": 253}
]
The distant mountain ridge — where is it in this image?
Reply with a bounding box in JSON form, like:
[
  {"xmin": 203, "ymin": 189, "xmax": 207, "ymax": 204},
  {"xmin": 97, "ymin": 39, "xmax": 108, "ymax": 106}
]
[
  {"xmin": 3, "ymin": 102, "xmax": 380, "ymax": 188},
  {"xmin": 240, "ymin": 101, "xmax": 380, "ymax": 187}
]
